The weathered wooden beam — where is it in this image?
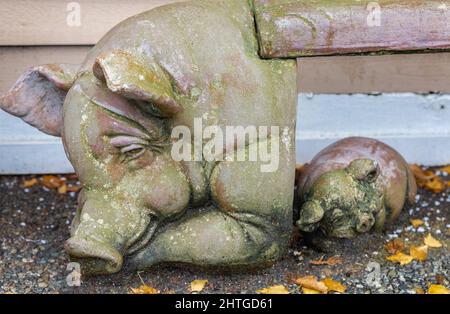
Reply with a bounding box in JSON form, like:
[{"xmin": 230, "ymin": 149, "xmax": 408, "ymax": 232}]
[{"xmin": 253, "ymin": 0, "xmax": 450, "ymax": 58}]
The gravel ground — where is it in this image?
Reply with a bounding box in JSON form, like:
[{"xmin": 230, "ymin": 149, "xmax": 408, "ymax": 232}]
[{"xmin": 0, "ymin": 172, "xmax": 448, "ymax": 294}]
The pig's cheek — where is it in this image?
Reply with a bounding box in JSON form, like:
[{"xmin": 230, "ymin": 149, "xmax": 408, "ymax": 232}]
[
  {"xmin": 106, "ymin": 160, "xmax": 127, "ymax": 183},
  {"xmin": 142, "ymin": 186, "xmax": 188, "ymax": 219},
  {"xmin": 142, "ymin": 162, "xmax": 190, "ymax": 218}
]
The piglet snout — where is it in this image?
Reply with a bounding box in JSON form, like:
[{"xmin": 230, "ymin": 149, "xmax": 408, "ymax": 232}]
[{"xmin": 355, "ymin": 213, "xmax": 375, "ymax": 233}]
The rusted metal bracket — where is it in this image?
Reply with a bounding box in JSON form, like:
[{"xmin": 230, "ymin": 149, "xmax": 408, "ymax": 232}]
[{"xmin": 253, "ymin": 0, "xmax": 450, "ymax": 58}]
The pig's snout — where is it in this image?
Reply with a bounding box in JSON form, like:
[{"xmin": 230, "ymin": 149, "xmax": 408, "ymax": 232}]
[
  {"xmin": 65, "ymin": 237, "xmax": 123, "ymax": 275},
  {"xmin": 355, "ymin": 213, "xmax": 375, "ymax": 233}
]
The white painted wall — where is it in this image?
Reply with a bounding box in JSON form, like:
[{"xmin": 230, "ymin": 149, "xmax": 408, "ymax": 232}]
[
  {"xmin": 297, "ymin": 93, "xmax": 450, "ymax": 166},
  {"xmin": 0, "ymin": 110, "xmax": 73, "ymax": 174},
  {"xmin": 1, "ymin": 93, "xmax": 449, "ymax": 174}
]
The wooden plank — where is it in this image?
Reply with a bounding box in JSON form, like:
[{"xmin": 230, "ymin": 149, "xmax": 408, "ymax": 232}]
[
  {"xmin": 0, "ymin": 0, "xmax": 183, "ymax": 46},
  {"xmin": 254, "ymin": 0, "xmax": 450, "ymax": 58},
  {"xmin": 297, "ymin": 53, "xmax": 450, "ymax": 93},
  {"xmin": 3, "ymin": 47, "xmax": 450, "ymax": 95}
]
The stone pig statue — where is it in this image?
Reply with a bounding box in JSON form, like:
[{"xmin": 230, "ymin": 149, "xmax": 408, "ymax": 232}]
[
  {"xmin": 0, "ymin": 0, "xmax": 297, "ymax": 274},
  {"xmin": 296, "ymin": 137, "xmax": 416, "ymax": 249}
]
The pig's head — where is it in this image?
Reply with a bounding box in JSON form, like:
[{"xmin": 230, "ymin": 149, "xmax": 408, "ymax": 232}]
[
  {"xmin": 0, "ymin": 50, "xmax": 205, "ymax": 274},
  {"xmin": 297, "ymin": 159, "xmax": 384, "ymax": 238}
]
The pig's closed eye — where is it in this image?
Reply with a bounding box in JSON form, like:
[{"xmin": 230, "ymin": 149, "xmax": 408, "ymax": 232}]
[
  {"xmin": 110, "ymin": 135, "xmax": 148, "ymax": 162},
  {"xmin": 121, "ymin": 144, "xmax": 146, "ymax": 160}
]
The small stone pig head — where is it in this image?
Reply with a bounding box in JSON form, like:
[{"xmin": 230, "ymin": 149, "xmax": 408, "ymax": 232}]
[
  {"xmin": 296, "ymin": 137, "xmax": 417, "ymax": 239},
  {"xmin": 297, "ymin": 158, "xmax": 383, "ymax": 238}
]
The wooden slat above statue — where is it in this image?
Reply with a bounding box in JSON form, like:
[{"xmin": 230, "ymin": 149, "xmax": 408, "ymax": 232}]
[{"xmin": 253, "ymin": 0, "xmax": 450, "ymax": 57}]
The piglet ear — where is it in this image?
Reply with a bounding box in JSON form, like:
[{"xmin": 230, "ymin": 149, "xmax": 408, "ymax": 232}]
[
  {"xmin": 297, "ymin": 200, "xmax": 324, "ymax": 232},
  {"xmin": 348, "ymin": 158, "xmax": 380, "ymax": 183},
  {"xmin": 0, "ymin": 64, "xmax": 78, "ymax": 136},
  {"xmin": 93, "ymin": 50, "xmax": 181, "ymax": 117}
]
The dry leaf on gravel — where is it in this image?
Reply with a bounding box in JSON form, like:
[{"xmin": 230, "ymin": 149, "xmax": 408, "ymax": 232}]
[
  {"xmin": 323, "ymin": 277, "xmax": 346, "ymax": 293},
  {"xmin": 294, "ymin": 275, "xmax": 328, "ymax": 294},
  {"xmin": 67, "ymin": 185, "xmax": 82, "ymax": 192},
  {"xmin": 191, "ymin": 280, "xmax": 208, "ymax": 292},
  {"xmin": 439, "ymin": 165, "xmax": 450, "ymax": 174},
  {"xmin": 58, "ymin": 184, "xmax": 68, "ymax": 194},
  {"xmin": 386, "ymin": 252, "xmax": 413, "ymax": 265},
  {"xmin": 256, "ymin": 285, "xmax": 289, "ymax": 294},
  {"xmin": 22, "ymin": 178, "xmax": 38, "ymax": 188},
  {"xmin": 428, "ymin": 284, "xmax": 450, "ymax": 294},
  {"xmin": 410, "ymin": 219, "xmax": 424, "ymax": 228},
  {"xmin": 410, "ymin": 165, "xmax": 446, "ymax": 193},
  {"xmin": 130, "ymin": 285, "xmax": 159, "ymax": 294},
  {"xmin": 410, "ymin": 245, "xmax": 428, "ymax": 262},
  {"xmin": 415, "ymin": 287, "xmax": 425, "ymax": 294},
  {"xmin": 310, "ymin": 255, "xmax": 342, "ymax": 266},
  {"xmin": 424, "ymin": 234, "xmax": 442, "ymax": 248},
  {"xmin": 385, "ymin": 239, "xmax": 405, "ymax": 255},
  {"xmin": 302, "ymin": 287, "xmax": 321, "ymax": 294},
  {"xmin": 41, "ymin": 175, "xmax": 64, "ymax": 189}
]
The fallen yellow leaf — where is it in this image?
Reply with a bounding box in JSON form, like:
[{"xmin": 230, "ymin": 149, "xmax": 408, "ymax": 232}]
[
  {"xmin": 256, "ymin": 285, "xmax": 289, "ymax": 294},
  {"xmin": 415, "ymin": 287, "xmax": 425, "ymax": 294},
  {"xmin": 130, "ymin": 284, "xmax": 159, "ymax": 294},
  {"xmin": 439, "ymin": 165, "xmax": 450, "ymax": 174},
  {"xmin": 410, "ymin": 219, "xmax": 424, "ymax": 228},
  {"xmin": 425, "ymin": 178, "xmax": 446, "ymax": 193},
  {"xmin": 302, "ymin": 287, "xmax": 321, "ymax": 294},
  {"xmin": 385, "ymin": 239, "xmax": 405, "ymax": 255},
  {"xmin": 428, "ymin": 284, "xmax": 450, "ymax": 294},
  {"xmin": 323, "ymin": 277, "xmax": 346, "ymax": 293},
  {"xmin": 410, "ymin": 165, "xmax": 446, "ymax": 193},
  {"xmin": 410, "ymin": 245, "xmax": 428, "ymax": 262},
  {"xmin": 310, "ymin": 255, "xmax": 342, "ymax": 266},
  {"xmin": 294, "ymin": 275, "xmax": 328, "ymax": 294},
  {"xmin": 67, "ymin": 185, "xmax": 82, "ymax": 192},
  {"xmin": 41, "ymin": 175, "xmax": 64, "ymax": 189},
  {"xmin": 424, "ymin": 234, "xmax": 442, "ymax": 248},
  {"xmin": 386, "ymin": 252, "xmax": 413, "ymax": 265},
  {"xmin": 22, "ymin": 178, "xmax": 38, "ymax": 188},
  {"xmin": 191, "ymin": 279, "xmax": 208, "ymax": 292},
  {"xmin": 58, "ymin": 184, "xmax": 68, "ymax": 194}
]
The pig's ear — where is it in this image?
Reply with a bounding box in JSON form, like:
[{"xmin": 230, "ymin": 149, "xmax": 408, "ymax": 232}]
[
  {"xmin": 348, "ymin": 158, "xmax": 380, "ymax": 183},
  {"xmin": 93, "ymin": 50, "xmax": 181, "ymax": 117},
  {"xmin": 0, "ymin": 64, "xmax": 78, "ymax": 136}
]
